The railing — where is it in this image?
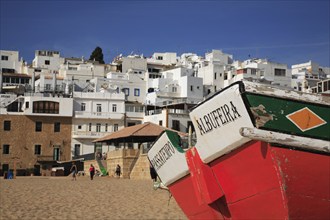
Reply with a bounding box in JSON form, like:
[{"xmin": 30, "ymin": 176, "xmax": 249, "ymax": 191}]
[
  {"xmin": 0, "ymin": 94, "xmax": 17, "ymax": 107},
  {"xmin": 72, "ymin": 131, "xmax": 109, "ymax": 138},
  {"xmin": 73, "ymin": 92, "xmax": 125, "ymax": 100},
  {"xmin": 74, "ymin": 111, "xmax": 124, "ymax": 119}
]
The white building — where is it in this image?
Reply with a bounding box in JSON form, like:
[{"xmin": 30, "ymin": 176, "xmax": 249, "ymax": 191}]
[
  {"xmin": 34, "ymin": 74, "xmax": 65, "ymax": 94},
  {"xmin": 234, "ymin": 58, "xmax": 291, "ymax": 88},
  {"xmin": 109, "ymin": 54, "xmax": 148, "ymax": 127},
  {"xmin": 59, "ymin": 57, "xmax": 105, "ymax": 85},
  {"xmin": 0, "ymin": 50, "xmax": 25, "ymax": 74},
  {"xmin": 0, "ymin": 50, "xmax": 31, "ymax": 94},
  {"xmin": 196, "ymin": 50, "xmax": 233, "ymax": 95},
  {"xmin": 146, "ymin": 52, "xmax": 178, "ymax": 80},
  {"xmin": 146, "ymin": 66, "xmax": 203, "ymax": 106},
  {"xmin": 72, "ymin": 91, "xmax": 125, "ymax": 157},
  {"xmin": 32, "ymin": 50, "xmax": 64, "ymax": 73},
  {"xmin": 144, "ymin": 66, "xmax": 203, "ymax": 133},
  {"xmin": 291, "ymin": 61, "xmax": 329, "ymax": 93}
]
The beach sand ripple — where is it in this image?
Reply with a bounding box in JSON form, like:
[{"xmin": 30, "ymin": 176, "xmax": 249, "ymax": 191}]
[{"xmin": 0, "ymin": 176, "xmax": 187, "ymax": 220}]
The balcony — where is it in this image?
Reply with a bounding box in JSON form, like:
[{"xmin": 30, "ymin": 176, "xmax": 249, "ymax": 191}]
[
  {"xmin": 72, "ymin": 131, "xmax": 109, "ymax": 139},
  {"xmin": 73, "ymin": 92, "xmax": 125, "ymax": 100},
  {"xmin": 125, "ymin": 111, "xmax": 144, "ymax": 118},
  {"xmin": 74, "ymin": 111, "xmax": 124, "ymax": 119}
]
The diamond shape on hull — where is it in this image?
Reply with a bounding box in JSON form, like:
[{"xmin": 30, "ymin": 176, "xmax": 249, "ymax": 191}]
[{"xmin": 286, "ymin": 107, "xmax": 326, "ymax": 132}]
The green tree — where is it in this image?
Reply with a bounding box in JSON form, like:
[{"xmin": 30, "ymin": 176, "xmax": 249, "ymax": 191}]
[{"xmin": 89, "ymin": 46, "xmax": 105, "ymax": 64}]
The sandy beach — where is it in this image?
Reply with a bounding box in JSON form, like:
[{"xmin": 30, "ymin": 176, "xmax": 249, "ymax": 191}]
[{"xmin": 0, "ymin": 176, "xmax": 187, "ymax": 220}]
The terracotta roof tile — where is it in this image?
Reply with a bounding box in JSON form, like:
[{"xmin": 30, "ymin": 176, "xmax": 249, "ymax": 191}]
[{"xmin": 94, "ymin": 122, "xmax": 186, "ymax": 143}]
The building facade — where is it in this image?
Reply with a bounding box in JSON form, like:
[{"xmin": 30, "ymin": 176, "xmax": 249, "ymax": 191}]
[{"xmin": 0, "ymin": 94, "xmax": 73, "ymax": 176}]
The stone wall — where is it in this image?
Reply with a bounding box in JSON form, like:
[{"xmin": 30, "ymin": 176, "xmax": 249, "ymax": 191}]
[
  {"xmin": 129, "ymin": 153, "xmax": 152, "ymax": 180},
  {"xmin": 0, "ymin": 115, "xmax": 72, "ymax": 176},
  {"xmin": 107, "ymin": 149, "xmax": 139, "ymax": 178},
  {"xmin": 84, "ymin": 160, "xmax": 100, "ymax": 176},
  {"xmin": 82, "ymin": 149, "xmax": 152, "ymax": 179}
]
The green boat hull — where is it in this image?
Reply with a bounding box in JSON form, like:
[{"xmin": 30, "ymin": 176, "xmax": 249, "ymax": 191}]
[{"xmin": 244, "ymin": 93, "xmax": 330, "ymax": 141}]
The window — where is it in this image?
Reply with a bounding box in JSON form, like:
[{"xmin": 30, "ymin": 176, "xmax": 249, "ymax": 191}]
[
  {"xmin": 78, "ymin": 125, "xmax": 82, "ymax": 129},
  {"xmin": 1, "ymin": 55, "xmax": 8, "ymax": 60},
  {"xmin": 134, "ymin": 89, "xmax": 140, "ymax": 96},
  {"xmin": 190, "ymin": 85, "xmax": 193, "ymax": 91},
  {"xmin": 159, "ymin": 120, "xmax": 163, "ymax": 126},
  {"xmin": 224, "ymin": 73, "xmax": 228, "ymax": 80},
  {"xmin": 2, "ymin": 68, "xmax": 14, "ymax": 73},
  {"xmin": 26, "ymin": 102, "xmax": 29, "ymax": 108},
  {"xmin": 323, "ymin": 81, "xmax": 328, "ymax": 92},
  {"xmin": 54, "ymin": 122, "xmax": 60, "ymax": 132},
  {"xmin": 4, "ymin": 120, "xmax": 11, "ymax": 131},
  {"xmin": 53, "ymin": 147, "xmax": 60, "ymax": 161},
  {"xmin": 172, "ymin": 120, "xmax": 180, "ymax": 131},
  {"xmin": 105, "ymin": 123, "xmax": 108, "ymax": 132},
  {"xmin": 45, "ymin": 84, "xmax": 51, "ymax": 91},
  {"xmin": 96, "ymin": 104, "xmax": 101, "ymax": 115},
  {"xmin": 113, "ymin": 124, "xmax": 118, "ymax": 132},
  {"xmin": 3, "ymin": 145, "xmax": 10, "ymax": 154},
  {"xmin": 274, "ymin": 68, "xmax": 286, "ymax": 76},
  {"xmin": 172, "ymin": 87, "xmax": 177, "ymax": 93},
  {"xmin": 123, "ymin": 88, "xmax": 129, "ymax": 96},
  {"xmin": 45, "ymin": 60, "xmax": 50, "ymax": 65},
  {"xmin": 34, "ymin": 145, "xmax": 41, "ymax": 155},
  {"xmin": 156, "ymin": 56, "xmax": 163, "ymax": 60},
  {"xmin": 89, "ymin": 123, "xmax": 92, "ymax": 132},
  {"xmin": 96, "ymin": 123, "xmax": 101, "ymax": 132},
  {"xmin": 33, "ymin": 101, "xmax": 59, "ymax": 114},
  {"xmin": 214, "ymin": 72, "xmax": 217, "ymax": 80},
  {"xmin": 35, "ymin": 121, "xmax": 42, "ymax": 132},
  {"xmin": 74, "ymin": 144, "xmax": 80, "ymax": 156},
  {"xmin": 81, "ymin": 103, "xmax": 86, "ymax": 111},
  {"xmin": 112, "ymin": 104, "xmax": 117, "ymax": 112},
  {"xmin": 251, "ymin": 69, "xmax": 257, "ymax": 75}
]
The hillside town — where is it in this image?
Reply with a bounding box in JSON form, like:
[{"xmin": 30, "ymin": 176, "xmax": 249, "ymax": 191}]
[{"xmin": 1, "ymin": 48, "xmax": 329, "ymax": 178}]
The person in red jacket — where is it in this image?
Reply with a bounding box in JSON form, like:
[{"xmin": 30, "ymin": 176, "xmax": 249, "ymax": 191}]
[{"xmin": 89, "ymin": 164, "xmax": 95, "ymax": 180}]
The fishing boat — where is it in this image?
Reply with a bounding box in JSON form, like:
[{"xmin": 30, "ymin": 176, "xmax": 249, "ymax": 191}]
[{"xmin": 148, "ymin": 81, "xmax": 330, "ymax": 219}]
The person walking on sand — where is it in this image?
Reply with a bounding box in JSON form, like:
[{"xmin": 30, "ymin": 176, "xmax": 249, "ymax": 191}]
[
  {"xmin": 115, "ymin": 164, "xmax": 121, "ymax": 178},
  {"xmin": 89, "ymin": 164, "xmax": 95, "ymax": 180},
  {"xmin": 70, "ymin": 162, "xmax": 77, "ymax": 181}
]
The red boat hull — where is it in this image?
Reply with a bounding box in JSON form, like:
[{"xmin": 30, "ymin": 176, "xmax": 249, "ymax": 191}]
[{"xmin": 168, "ymin": 141, "xmax": 330, "ymax": 219}]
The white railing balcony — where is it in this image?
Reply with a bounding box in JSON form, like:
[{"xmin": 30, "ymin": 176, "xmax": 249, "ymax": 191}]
[
  {"xmin": 125, "ymin": 111, "xmax": 144, "ymax": 118},
  {"xmin": 73, "ymin": 92, "xmax": 125, "ymax": 100},
  {"xmin": 74, "ymin": 111, "xmax": 124, "ymax": 119},
  {"xmin": 156, "ymin": 91, "xmax": 181, "ymax": 97},
  {"xmin": 72, "ymin": 131, "xmax": 109, "ymax": 139}
]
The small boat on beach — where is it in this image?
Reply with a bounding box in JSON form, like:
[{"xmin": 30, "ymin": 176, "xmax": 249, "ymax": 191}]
[{"xmin": 148, "ymin": 81, "xmax": 330, "ymax": 219}]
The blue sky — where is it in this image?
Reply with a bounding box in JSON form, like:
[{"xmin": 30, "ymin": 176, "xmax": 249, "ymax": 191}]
[{"xmin": 1, "ymin": 0, "xmax": 329, "ymax": 67}]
